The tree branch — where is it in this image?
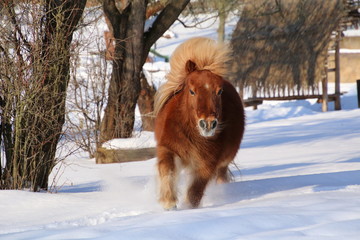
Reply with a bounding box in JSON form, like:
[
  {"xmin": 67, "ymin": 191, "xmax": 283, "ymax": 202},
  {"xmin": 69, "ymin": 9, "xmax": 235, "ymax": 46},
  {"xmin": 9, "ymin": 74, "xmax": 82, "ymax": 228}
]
[
  {"xmin": 142, "ymin": 0, "xmax": 190, "ymax": 65},
  {"xmin": 6, "ymin": 2, "xmax": 32, "ymax": 54},
  {"xmin": 176, "ymin": 14, "xmax": 218, "ymax": 29},
  {"xmin": 103, "ymin": 0, "xmax": 122, "ymax": 36},
  {"xmin": 62, "ymin": 0, "xmax": 87, "ymax": 43}
]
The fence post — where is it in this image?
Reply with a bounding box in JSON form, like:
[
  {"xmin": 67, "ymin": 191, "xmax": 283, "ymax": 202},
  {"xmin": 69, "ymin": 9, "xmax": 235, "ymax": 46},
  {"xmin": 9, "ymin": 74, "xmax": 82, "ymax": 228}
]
[
  {"xmin": 334, "ymin": 30, "xmax": 341, "ymax": 110},
  {"xmin": 322, "ymin": 75, "xmax": 328, "ymax": 112},
  {"xmin": 357, "ymin": 80, "xmax": 360, "ymax": 108}
]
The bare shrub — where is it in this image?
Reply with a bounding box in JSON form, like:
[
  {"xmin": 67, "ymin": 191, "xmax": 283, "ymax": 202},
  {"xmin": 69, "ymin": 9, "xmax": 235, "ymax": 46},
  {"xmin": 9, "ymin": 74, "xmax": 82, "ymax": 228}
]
[
  {"xmin": 66, "ymin": 33, "xmax": 110, "ymax": 158},
  {"xmin": 0, "ymin": 0, "xmax": 86, "ymax": 191}
]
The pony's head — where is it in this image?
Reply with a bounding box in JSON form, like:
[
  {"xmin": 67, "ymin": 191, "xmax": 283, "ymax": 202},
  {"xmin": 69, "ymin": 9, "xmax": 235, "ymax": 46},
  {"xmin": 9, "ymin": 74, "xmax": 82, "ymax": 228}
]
[
  {"xmin": 154, "ymin": 38, "xmax": 231, "ymax": 118},
  {"xmin": 185, "ymin": 60, "xmax": 223, "ymax": 138}
]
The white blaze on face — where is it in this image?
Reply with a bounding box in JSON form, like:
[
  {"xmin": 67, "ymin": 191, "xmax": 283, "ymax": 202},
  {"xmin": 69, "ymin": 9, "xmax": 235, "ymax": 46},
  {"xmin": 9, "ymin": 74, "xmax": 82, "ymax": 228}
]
[{"xmin": 196, "ymin": 82, "xmax": 219, "ymax": 138}]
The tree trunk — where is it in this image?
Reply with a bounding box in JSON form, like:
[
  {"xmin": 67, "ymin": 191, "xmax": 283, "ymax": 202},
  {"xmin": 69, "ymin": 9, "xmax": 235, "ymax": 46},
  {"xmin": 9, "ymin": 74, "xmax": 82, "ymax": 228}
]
[
  {"xmin": 100, "ymin": 0, "xmax": 190, "ymax": 143},
  {"xmin": 34, "ymin": 0, "xmax": 87, "ymax": 191},
  {"xmin": 217, "ymin": 1, "xmax": 227, "ymax": 43},
  {"xmin": 100, "ymin": 0, "xmax": 146, "ymax": 141},
  {"xmin": 138, "ymin": 72, "xmax": 156, "ymax": 131}
]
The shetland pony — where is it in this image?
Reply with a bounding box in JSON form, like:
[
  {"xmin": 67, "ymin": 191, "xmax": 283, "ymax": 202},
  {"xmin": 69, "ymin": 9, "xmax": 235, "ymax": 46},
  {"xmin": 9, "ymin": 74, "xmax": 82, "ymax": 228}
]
[{"xmin": 154, "ymin": 37, "xmax": 245, "ymax": 209}]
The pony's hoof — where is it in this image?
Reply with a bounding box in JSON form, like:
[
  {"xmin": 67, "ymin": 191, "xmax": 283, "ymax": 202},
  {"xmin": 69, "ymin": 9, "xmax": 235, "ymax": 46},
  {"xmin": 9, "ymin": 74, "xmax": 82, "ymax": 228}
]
[
  {"xmin": 164, "ymin": 205, "xmax": 177, "ymax": 211},
  {"xmin": 161, "ymin": 201, "xmax": 177, "ymax": 211}
]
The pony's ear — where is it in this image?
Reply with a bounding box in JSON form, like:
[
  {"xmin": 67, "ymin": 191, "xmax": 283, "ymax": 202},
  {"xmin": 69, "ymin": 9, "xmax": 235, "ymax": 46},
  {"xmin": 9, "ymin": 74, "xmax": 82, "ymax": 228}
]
[{"xmin": 185, "ymin": 60, "xmax": 197, "ymax": 74}]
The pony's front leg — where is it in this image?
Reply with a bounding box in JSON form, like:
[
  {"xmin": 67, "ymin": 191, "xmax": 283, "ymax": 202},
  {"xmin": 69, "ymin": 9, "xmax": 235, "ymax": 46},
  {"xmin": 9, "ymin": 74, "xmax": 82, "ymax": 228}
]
[
  {"xmin": 157, "ymin": 146, "xmax": 178, "ymax": 210},
  {"xmin": 216, "ymin": 166, "xmax": 230, "ymax": 184},
  {"xmin": 186, "ymin": 169, "xmax": 212, "ymax": 208}
]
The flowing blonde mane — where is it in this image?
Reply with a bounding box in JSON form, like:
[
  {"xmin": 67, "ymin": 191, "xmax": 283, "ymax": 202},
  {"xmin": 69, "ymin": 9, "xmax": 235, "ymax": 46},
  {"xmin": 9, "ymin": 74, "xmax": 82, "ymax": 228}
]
[{"xmin": 154, "ymin": 37, "xmax": 232, "ymax": 116}]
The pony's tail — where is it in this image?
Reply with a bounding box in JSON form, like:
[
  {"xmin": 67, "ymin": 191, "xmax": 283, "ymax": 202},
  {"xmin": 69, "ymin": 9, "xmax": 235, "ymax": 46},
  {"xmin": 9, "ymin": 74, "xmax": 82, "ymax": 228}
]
[{"xmin": 154, "ymin": 37, "xmax": 232, "ymax": 116}]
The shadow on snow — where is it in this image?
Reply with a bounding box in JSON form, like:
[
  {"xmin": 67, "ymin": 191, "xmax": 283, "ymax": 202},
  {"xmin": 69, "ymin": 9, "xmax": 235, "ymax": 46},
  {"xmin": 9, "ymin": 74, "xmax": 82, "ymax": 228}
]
[
  {"xmin": 57, "ymin": 181, "xmax": 103, "ymax": 193},
  {"xmin": 210, "ymin": 169, "xmax": 360, "ymax": 207},
  {"xmin": 242, "ymin": 115, "xmax": 360, "ymax": 149}
]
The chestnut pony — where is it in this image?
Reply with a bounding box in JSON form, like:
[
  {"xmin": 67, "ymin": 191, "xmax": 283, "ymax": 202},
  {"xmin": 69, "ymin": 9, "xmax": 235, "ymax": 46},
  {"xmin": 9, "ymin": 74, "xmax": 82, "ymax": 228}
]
[{"xmin": 154, "ymin": 37, "xmax": 245, "ymax": 209}]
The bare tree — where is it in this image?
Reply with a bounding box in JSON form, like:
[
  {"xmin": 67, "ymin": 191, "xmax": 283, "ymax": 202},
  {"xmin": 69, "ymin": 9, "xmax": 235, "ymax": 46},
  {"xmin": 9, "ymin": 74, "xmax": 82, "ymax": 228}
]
[
  {"xmin": 100, "ymin": 0, "xmax": 190, "ymax": 142},
  {"xmin": 230, "ymin": 0, "xmax": 345, "ymax": 98},
  {"xmin": 0, "ymin": 0, "xmax": 86, "ymax": 191},
  {"xmin": 181, "ymin": 0, "xmax": 241, "ymax": 42},
  {"xmin": 214, "ymin": 0, "xmax": 240, "ymax": 43}
]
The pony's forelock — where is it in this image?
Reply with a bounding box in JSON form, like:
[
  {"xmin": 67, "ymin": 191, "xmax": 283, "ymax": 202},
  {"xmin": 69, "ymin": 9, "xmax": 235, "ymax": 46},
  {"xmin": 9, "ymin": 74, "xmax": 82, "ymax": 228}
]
[{"xmin": 154, "ymin": 37, "xmax": 231, "ymax": 115}]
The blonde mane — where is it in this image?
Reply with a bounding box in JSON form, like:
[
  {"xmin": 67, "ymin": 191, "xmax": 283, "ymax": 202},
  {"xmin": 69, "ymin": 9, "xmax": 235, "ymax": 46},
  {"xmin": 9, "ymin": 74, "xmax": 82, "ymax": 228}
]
[{"xmin": 154, "ymin": 37, "xmax": 232, "ymax": 116}]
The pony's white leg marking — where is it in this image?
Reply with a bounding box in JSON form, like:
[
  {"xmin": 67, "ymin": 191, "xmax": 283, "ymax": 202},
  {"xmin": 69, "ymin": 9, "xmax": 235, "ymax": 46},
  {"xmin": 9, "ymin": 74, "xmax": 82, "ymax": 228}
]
[
  {"xmin": 158, "ymin": 154, "xmax": 181, "ymax": 210},
  {"xmin": 159, "ymin": 173, "xmax": 178, "ymax": 210}
]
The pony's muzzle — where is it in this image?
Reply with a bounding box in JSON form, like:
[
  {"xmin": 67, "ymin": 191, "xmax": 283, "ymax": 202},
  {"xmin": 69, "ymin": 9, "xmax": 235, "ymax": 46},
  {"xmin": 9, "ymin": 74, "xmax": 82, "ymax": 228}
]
[{"xmin": 198, "ymin": 119, "xmax": 218, "ymax": 131}]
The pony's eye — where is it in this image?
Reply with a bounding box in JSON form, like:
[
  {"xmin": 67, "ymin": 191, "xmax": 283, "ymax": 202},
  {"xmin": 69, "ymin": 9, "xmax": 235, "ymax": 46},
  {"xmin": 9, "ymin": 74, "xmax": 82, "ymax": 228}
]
[
  {"xmin": 217, "ymin": 88, "xmax": 223, "ymax": 95},
  {"xmin": 190, "ymin": 89, "xmax": 195, "ymax": 96}
]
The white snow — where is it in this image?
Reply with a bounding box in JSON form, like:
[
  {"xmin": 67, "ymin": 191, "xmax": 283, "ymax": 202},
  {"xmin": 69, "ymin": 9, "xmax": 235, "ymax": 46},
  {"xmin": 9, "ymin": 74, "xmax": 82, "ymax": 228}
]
[
  {"xmin": 1, "ymin": 9, "xmax": 360, "ymax": 240},
  {"xmin": 2, "ymin": 87, "xmax": 360, "ymax": 240},
  {"xmin": 102, "ymin": 131, "xmax": 156, "ymax": 149},
  {"xmin": 329, "ymin": 48, "xmax": 360, "ymax": 54},
  {"xmin": 343, "ymin": 28, "xmax": 360, "ymax": 37}
]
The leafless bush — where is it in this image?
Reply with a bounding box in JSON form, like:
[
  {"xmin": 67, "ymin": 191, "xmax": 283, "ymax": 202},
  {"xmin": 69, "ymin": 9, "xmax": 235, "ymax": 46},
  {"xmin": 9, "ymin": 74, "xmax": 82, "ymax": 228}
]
[
  {"xmin": 66, "ymin": 34, "xmax": 110, "ymax": 158},
  {"xmin": 0, "ymin": 0, "xmax": 86, "ymax": 191}
]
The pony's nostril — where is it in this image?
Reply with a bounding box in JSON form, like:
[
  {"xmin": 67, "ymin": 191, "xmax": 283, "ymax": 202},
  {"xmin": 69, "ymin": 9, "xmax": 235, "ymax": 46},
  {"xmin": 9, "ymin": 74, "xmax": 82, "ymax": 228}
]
[
  {"xmin": 199, "ymin": 120, "xmax": 207, "ymax": 129},
  {"xmin": 211, "ymin": 120, "xmax": 218, "ymax": 129}
]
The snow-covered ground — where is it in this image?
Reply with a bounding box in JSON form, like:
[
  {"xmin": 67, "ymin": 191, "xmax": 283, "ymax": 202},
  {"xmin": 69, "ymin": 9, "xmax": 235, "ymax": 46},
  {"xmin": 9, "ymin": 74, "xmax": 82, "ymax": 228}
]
[
  {"xmin": 1, "ymin": 84, "xmax": 359, "ymax": 240},
  {"xmin": 1, "ymin": 10, "xmax": 360, "ymax": 240}
]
